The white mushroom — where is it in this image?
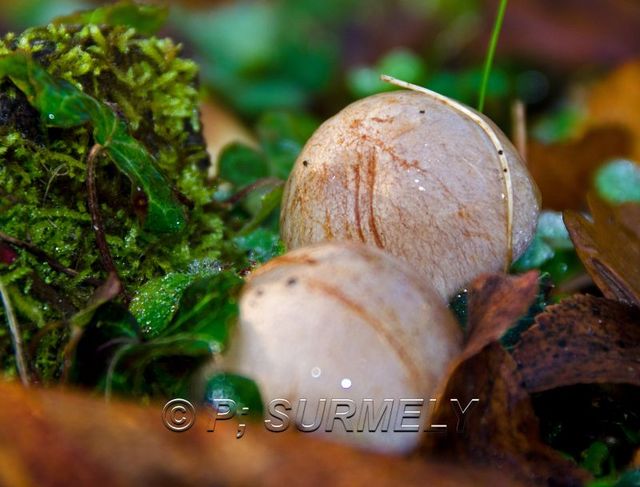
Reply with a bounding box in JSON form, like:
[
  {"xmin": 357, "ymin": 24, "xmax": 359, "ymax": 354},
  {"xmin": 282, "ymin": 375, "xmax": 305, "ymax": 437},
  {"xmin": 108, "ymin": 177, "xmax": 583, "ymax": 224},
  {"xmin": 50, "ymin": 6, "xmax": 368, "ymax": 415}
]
[
  {"xmin": 223, "ymin": 242, "xmax": 462, "ymax": 453},
  {"xmin": 280, "ymin": 82, "xmax": 540, "ymax": 298}
]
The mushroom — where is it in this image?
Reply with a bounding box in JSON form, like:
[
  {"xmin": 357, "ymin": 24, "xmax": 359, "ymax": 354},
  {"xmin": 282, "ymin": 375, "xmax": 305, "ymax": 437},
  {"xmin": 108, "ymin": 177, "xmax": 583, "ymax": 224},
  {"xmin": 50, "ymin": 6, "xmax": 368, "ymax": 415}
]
[
  {"xmin": 222, "ymin": 242, "xmax": 462, "ymax": 453},
  {"xmin": 280, "ymin": 79, "xmax": 540, "ymax": 298}
]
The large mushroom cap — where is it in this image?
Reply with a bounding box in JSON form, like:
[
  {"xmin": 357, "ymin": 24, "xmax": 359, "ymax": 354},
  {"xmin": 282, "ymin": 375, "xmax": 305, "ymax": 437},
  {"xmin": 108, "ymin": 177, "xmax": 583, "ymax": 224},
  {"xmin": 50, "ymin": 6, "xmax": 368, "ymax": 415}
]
[
  {"xmin": 223, "ymin": 242, "xmax": 463, "ymax": 453},
  {"xmin": 281, "ymin": 90, "xmax": 540, "ymax": 298}
]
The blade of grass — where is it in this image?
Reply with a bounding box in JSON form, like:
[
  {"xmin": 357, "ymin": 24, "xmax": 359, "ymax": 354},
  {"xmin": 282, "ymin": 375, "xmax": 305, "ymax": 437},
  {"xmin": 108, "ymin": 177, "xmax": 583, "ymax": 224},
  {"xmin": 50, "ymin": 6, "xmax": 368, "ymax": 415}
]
[
  {"xmin": 477, "ymin": 0, "xmax": 509, "ymax": 112},
  {"xmin": 0, "ymin": 278, "xmax": 29, "ymax": 386}
]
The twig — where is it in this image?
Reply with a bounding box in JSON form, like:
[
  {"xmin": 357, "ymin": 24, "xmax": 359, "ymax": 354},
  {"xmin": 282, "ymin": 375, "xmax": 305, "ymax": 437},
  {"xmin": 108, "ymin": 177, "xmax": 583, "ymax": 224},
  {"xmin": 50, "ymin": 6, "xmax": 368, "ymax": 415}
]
[
  {"xmin": 0, "ymin": 277, "xmax": 30, "ymax": 386},
  {"xmin": 477, "ymin": 0, "xmax": 509, "ymax": 112},
  {"xmin": 0, "ymin": 231, "xmax": 102, "ymax": 287},
  {"xmin": 61, "ymin": 325, "xmax": 83, "ymax": 384},
  {"xmin": 30, "ymin": 272, "xmax": 77, "ymax": 317},
  {"xmin": 87, "ymin": 145, "xmax": 116, "ymax": 273},
  {"xmin": 86, "ymin": 144, "xmax": 130, "ymax": 303},
  {"xmin": 511, "ymin": 99, "xmax": 527, "ymax": 161},
  {"xmin": 223, "ymin": 177, "xmax": 283, "ymax": 206}
]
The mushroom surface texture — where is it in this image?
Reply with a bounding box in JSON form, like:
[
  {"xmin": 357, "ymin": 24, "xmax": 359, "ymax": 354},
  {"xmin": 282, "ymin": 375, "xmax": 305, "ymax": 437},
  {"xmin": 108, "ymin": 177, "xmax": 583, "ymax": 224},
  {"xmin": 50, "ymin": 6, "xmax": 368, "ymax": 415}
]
[
  {"xmin": 280, "ymin": 89, "xmax": 540, "ymax": 298},
  {"xmin": 222, "ymin": 242, "xmax": 463, "ymax": 454}
]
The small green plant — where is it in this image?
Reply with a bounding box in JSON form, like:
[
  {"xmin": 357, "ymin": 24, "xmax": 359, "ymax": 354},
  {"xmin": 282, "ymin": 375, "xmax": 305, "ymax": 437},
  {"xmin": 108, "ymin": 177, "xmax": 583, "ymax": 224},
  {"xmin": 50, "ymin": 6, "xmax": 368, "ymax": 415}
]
[{"xmin": 0, "ymin": 5, "xmax": 228, "ymax": 388}]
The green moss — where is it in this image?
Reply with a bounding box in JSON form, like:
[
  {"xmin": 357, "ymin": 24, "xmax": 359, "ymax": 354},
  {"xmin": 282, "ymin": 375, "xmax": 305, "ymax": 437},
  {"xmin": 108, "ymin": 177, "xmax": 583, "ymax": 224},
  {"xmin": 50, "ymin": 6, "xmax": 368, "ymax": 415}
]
[{"xmin": 0, "ymin": 22, "xmax": 224, "ymax": 380}]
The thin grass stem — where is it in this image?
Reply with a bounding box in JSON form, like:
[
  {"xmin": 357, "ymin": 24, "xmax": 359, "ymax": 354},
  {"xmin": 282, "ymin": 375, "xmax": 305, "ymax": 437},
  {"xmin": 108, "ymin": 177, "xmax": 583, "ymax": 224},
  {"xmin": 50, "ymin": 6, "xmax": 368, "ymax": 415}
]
[{"xmin": 478, "ymin": 0, "xmax": 509, "ymax": 112}]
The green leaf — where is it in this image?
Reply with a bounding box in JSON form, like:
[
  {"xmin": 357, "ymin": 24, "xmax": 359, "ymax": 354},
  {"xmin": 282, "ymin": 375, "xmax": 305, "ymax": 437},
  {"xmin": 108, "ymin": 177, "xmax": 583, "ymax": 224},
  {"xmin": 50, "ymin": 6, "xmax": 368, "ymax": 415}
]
[
  {"xmin": 512, "ymin": 236, "xmax": 555, "ymax": 272},
  {"xmin": 232, "ymin": 228, "xmax": 284, "ymax": 264},
  {"xmin": 257, "ymin": 111, "xmax": 319, "ymax": 179},
  {"xmin": 53, "ymin": 1, "xmax": 169, "ymax": 36},
  {"xmin": 0, "ymin": 52, "xmax": 185, "ymax": 234},
  {"xmin": 218, "ymin": 143, "xmax": 269, "ymax": 187},
  {"xmin": 232, "ymin": 79, "xmax": 308, "ymax": 115},
  {"xmin": 426, "ymin": 67, "xmax": 509, "ymax": 107},
  {"xmin": 513, "ymin": 211, "xmax": 577, "ymax": 284},
  {"xmin": 581, "ymin": 441, "xmax": 610, "ymax": 477},
  {"xmin": 162, "ymin": 272, "xmax": 243, "ymax": 352},
  {"xmin": 594, "ymin": 159, "xmax": 640, "ymax": 204},
  {"xmin": 348, "ymin": 49, "xmax": 427, "ymax": 98},
  {"xmin": 238, "ymin": 183, "xmax": 284, "ymax": 235},
  {"xmin": 129, "ymin": 273, "xmax": 194, "ymax": 339},
  {"xmin": 532, "ymin": 105, "xmax": 584, "ymax": 143},
  {"xmin": 347, "ymin": 67, "xmax": 393, "ymax": 98},
  {"xmin": 614, "ymin": 470, "xmax": 640, "ymax": 487},
  {"xmin": 72, "ymin": 302, "xmax": 139, "ymax": 386},
  {"xmin": 204, "ymin": 372, "xmax": 264, "ymax": 417},
  {"xmin": 448, "ymin": 289, "xmax": 468, "ymax": 330},
  {"xmin": 378, "ymin": 49, "xmax": 427, "ymax": 85}
]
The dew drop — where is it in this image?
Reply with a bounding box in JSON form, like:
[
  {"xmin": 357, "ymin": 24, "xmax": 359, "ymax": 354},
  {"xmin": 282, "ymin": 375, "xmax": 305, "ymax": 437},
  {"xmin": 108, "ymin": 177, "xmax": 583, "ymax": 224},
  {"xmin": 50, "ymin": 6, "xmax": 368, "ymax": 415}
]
[
  {"xmin": 311, "ymin": 367, "xmax": 321, "ymax": 378},
  {"xmin": 341, "ymin": 378, "xmax": 352, "ymax": 389},
  {"xmin": 48, "ymin": 113, "xmax": 55, "ymax": 120},
  {"xmin": 418, "ymin": 186, "xmax": 425, "ymax": 192}
]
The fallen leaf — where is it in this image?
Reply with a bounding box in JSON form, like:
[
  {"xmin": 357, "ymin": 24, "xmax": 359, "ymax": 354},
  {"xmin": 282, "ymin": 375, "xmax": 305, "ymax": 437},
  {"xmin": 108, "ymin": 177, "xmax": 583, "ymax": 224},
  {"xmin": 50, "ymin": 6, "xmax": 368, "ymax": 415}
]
[
  {"xmin": 200, "ymin": 97, "xmax": 258, "ymax": 178},
  {"xmin": 483, "ymin": 0, "xmax": 640, "ymax": 69},
  {"xmin": 564, "ymin": 196, "xmax": 640, "ymax": 307},
  {"xmin": 463, "ymin": 271, "xmax": 540, "ymax": 357},
  {"xmin": 425, "ymin": 343, "xmax": 588, "ymax": 486},
  {"xmin": 422, "ymin": 272, "xmax": 590, "ymax": 487},
  {"xmin": 528, "ymin": 126, "xmax": 632, "ymax": 210},
  {"xmin": 512, "ymin": 294, "xmax": 640, "ymax": 393},
  {"xmin": 0, "ymin": 382, "xmax": 527, "ymax": 487},
  {"xmin": 586, "ymin": 60, "xmax": 640, "ymax": 162}
]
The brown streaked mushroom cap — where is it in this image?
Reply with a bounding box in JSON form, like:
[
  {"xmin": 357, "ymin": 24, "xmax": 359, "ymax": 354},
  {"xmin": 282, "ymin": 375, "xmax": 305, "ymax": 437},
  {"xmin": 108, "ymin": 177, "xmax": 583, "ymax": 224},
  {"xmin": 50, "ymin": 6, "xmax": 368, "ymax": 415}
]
[{"xmin": 280, "ymin": 89, "xmax": 540, "ymax": 298}]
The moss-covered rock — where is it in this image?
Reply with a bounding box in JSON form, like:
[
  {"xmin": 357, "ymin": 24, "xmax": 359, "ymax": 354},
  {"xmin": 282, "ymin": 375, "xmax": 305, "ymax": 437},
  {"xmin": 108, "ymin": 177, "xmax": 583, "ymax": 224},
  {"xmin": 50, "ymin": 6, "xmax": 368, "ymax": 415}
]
[{"xmin": 0, "ymin": 22, "xmax": 224, "ymax": 380}]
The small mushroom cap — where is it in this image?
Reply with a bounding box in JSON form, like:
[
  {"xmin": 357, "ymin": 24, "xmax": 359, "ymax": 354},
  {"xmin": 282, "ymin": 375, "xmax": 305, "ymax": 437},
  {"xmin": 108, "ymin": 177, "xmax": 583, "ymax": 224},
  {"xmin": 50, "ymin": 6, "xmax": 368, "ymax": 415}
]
[
  {"xmin": 223, "ymin": 242, "xmax": 463, "ymax": 453},
  {"xmin": 281, "ymin": 90, "xmax": 540, "ymax": 298}
]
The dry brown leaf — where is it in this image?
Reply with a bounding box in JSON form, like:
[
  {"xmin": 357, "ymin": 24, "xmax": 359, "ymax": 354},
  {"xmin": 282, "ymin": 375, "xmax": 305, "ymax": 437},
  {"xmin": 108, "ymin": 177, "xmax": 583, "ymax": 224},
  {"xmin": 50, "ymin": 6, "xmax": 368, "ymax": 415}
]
[
  {"xmin": 512, "ymin": 294, "xmax": 640, "ymax": 393},
  {"xmin": 484, "ymin": 0, "xmax": 640, "ymax": 69},
  {"xmin": 0, "ymin": 381, "xmax": 528, "ymax": 487},
  {"xmin": 424, "ymin": 344, "xmax": 588, "ymax": 486},
  {"xmin": 527, "ymin": 126, "xmax": 632, "ymax": 210},
  {"xmin": 421, "ymin": 272, "xmax": 590, "ymax": 487},
  {"xmin": 586, "ymin": 60, "xmax": 640, "ymax": 161},
  {"xmin": 464, "ymin": 271, "xmax": 540, "ymax": 357},
  {"xmin": 200, "ymin": 97, "xmax": 258, "ymax": 178},
  {"xmin": 564, "ymin": 196, "xmax": 640, "ymax": 307}
]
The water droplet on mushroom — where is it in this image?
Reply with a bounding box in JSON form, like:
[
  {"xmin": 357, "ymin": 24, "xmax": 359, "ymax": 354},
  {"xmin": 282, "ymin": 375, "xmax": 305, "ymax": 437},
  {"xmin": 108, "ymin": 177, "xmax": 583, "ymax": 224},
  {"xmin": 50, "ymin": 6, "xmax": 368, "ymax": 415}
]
[
  {"xmin": 311, "ymin": 367, "xmax": 321, "ymax": 378},
  {"xmin": 341, "ymin": 378, "xmax": 352, "ymax": 389}
]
